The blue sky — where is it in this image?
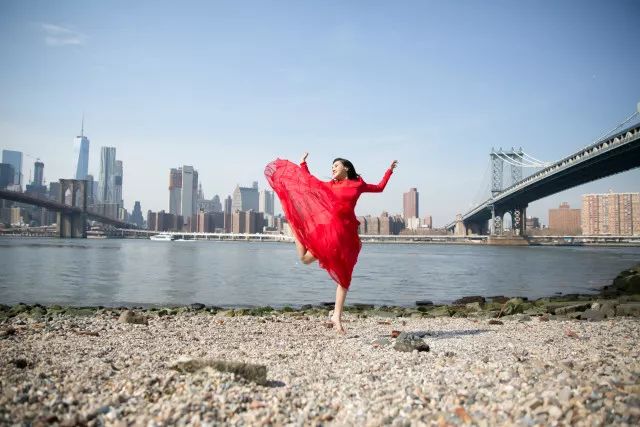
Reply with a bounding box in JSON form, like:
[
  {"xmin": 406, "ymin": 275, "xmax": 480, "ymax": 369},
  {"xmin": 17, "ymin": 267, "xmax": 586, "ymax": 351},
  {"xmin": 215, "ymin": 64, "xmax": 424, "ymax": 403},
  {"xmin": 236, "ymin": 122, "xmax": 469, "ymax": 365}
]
[{"xmin": 1, "ymin": 0, "xmax": 639, "ymax": 226}]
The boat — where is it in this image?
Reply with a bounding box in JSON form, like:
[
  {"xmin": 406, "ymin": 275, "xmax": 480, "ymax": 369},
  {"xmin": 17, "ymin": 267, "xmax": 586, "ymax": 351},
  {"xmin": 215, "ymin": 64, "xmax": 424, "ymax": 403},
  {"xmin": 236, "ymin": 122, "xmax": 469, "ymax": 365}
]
[{"xmin": 150, "ymin": 233, "xmax": 175, "ymax": 241}]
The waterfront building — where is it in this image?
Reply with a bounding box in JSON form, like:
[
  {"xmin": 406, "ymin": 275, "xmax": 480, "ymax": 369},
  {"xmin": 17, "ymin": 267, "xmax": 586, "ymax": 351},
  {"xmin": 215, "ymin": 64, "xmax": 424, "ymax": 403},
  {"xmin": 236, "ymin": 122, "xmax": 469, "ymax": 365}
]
[
  {"xmin": 526, "ymin": 216, "xmax": 541, "ymax": 229},
  {"xmin": 181, "ymin": 166, "xmax": 198, "ymax": 223},
  {"xmin": 73, "ymin": 124, "xmax": 90, "ymax": 180},
  {"xmin": 212, "ymin": 195, "xmax": 222, "ymax": 212},
  {"xmin": 259, "ymin": 189, "xmax": 275, "ymax": 216},
  {"xmin": 169, "ymin": 168, "xmax": 182, "ymax": 215},
  {"xmin": 2, "ymin": 150, "xmax": 23, "ymax": 187},
  {"xmin": 548, "ymin": 202, "xmax": 581, "ymax": 235},
  {"xmin": 582, "ymin": 192, "xmax": 640, "ymax": 235},
  {"xmin": 114, "ymin": 160, "xmax": 123, "ymax": 206},
  {"xmin": 403, "ymin": 188, "xmax": 419, "ymax": 219},
  {"xmin": 130, "ymin": 201, "xmax": 144, "ymax": 227},
  {"xmin": 0, "ymin": 163, "xmax": 15, "ymax": 189},
  {"xmin": 232, "ymin": 184, "xmax": 259, "ymax": 212},
  {"xmin": 97, "ymin": 147, "xmax": 117, "ymax": 204},
  {"xmin": 25, "ymin": 160, "xmax": 47, "ymax": 199}
]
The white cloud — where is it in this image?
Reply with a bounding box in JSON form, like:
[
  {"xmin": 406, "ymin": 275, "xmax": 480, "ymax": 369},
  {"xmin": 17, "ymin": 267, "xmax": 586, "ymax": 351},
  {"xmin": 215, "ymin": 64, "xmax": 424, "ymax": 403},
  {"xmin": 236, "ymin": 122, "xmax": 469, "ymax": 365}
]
[{"xmin": 40, "ymin": 23, "xmax": 85, "ymax": 46}]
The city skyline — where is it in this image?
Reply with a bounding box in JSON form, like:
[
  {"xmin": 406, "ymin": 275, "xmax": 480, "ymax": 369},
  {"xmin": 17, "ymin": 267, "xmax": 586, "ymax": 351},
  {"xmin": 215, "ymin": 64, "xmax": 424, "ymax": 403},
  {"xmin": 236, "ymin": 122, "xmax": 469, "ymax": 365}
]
[{"xmin": 1, "ymin": 1, "xmax": 639, "ymax": 225}]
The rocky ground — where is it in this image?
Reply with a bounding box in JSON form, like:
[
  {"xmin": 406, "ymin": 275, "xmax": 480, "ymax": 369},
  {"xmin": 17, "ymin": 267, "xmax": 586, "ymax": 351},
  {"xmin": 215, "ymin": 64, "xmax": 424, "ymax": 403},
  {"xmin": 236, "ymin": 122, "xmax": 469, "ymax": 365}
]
[
  {"xmin": 1, "ymin": 301, "xmax": 639, "ymax": 426},
  {"xmin": 1, "ymin": 264, "xmax": 639, "ymax": 426}
]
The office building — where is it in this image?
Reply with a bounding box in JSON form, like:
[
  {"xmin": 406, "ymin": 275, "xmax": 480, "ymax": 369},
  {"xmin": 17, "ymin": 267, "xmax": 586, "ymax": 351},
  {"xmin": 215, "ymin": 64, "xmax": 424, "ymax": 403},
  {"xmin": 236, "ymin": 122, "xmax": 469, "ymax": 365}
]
[
  {"xmin": 232, "ymin": 184, "xmax": 259, "ymax": 212},
  {"xmin": 259, "ymin": 189, "xmax": 275, "ymax": 216},
  {"xmin": 0, "ymin": 163, "xmax": 14, "ymax": 189},
  {"xmin": 403, "ymin": 188, "xmax": 419, "ymax": 219},
  {"xmin": 169, "ymin": 168, "xmax": 182, "ymax": 215},
  {"xmin": 2, "ymin": 150, "xmax": 23, "ymax": 187},
  {"xmin": 130, "ymin": 201, "xmax": 144, "ymax": 227},
  {"xmin": 97, "ymin": 147, "xmax": 117, "ymax": 203},
  {"xmin": 73, "ymin": 125, "xmax": 90, "ymax": 180}
]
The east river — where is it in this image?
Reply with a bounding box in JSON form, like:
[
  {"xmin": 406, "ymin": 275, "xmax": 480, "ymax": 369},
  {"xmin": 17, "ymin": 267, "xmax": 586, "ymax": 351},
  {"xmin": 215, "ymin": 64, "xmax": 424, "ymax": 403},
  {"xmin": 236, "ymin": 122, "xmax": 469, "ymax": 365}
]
[{"xmin": 1, "ymin": 238, "xmax": 638, "ymax": 307}]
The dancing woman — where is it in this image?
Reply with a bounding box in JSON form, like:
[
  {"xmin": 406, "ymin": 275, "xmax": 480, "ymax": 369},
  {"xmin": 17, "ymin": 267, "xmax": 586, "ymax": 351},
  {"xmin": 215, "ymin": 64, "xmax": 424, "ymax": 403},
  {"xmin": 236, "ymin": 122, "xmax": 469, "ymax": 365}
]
[{"xmin": 265, "ymin": 153, "xmax": 397, "ymax": 334}]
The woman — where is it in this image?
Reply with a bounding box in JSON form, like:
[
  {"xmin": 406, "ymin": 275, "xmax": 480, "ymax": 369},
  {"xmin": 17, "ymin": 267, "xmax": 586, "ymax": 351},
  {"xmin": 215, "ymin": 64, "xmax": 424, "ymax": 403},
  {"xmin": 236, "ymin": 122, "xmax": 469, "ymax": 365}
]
[{"xmin": 265, "ymin": 153, "xmax": 398, "ymax": 334}]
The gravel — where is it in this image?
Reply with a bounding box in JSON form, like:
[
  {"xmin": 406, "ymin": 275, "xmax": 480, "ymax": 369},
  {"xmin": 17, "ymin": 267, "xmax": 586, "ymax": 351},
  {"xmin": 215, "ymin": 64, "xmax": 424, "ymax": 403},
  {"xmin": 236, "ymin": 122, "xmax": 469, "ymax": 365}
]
[{"xmin": 1, "ymin": 311, "xmax": 639, "ymax": 426}]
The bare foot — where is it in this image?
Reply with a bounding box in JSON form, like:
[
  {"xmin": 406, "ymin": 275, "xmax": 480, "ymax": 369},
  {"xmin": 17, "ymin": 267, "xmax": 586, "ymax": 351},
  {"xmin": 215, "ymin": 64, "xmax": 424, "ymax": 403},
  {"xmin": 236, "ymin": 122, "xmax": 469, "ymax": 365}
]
[{"xmin": 331, "ymin": 314, "xmax": 346, "ymax": 335}]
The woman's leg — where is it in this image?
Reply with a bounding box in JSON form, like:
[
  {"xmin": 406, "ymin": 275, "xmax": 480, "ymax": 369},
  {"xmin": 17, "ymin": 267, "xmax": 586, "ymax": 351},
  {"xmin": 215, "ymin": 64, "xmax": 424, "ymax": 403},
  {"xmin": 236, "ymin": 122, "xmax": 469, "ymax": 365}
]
[
  {"xmin": 292, "ymin": 232, "xmax": 317, "ymax": 264},
  {"xmin": 331, "ymin": 285, "xmax": 348, "ymax": 334}
]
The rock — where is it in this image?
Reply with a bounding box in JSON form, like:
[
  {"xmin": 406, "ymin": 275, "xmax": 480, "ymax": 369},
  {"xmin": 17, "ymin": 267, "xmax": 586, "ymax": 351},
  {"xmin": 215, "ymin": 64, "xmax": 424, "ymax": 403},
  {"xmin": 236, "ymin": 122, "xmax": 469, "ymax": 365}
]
[
  {"xmin": 157, "ymin": 309, "xmax": 169, "ymax": 317},
  {"xmin": 580, "ymin": 309, "xmax": 605, "ymax": 321},
  {"xmin": 390, "ymin": 330, "xmax": 401, "ymax": 338},
  {"xmin": 353, "ymin": 303, "xmax": 374, "ymax": 310},
  {"xmin": 502, "ymin": 298, "xmax": 524, "ymax": 315},
  {"xmin": 118, "ymin": 310, "xmax": 148, "ymax": 325},
  {"xmin": 489, "ymin": 296, "xmax": 510, "ymax": 304},
  {"xmin": 558, "ymin": 387, "xmax": 572, "ymax": 404},
  {"xmin": 169, "ymin": 357, "xmax": 267, "ymax": 385},
  {"xmin": 615, "ymin": 303, "xmax": 640, "ymax": 317},
  {"xmin": 29, "ymin": 306, "xmax": 47, "ymax": 318},
  {"xmin": 554, "ymin": 303, "xmax": 591, "ymax": 315},
  {"xmin": 12, "ymin": 358, "xmax": 28, "ymax": 369},
  {"xmin": 8, "ymin": 303, "xmax": 29, "ymax": 317},
  {"xmin": 488, "ymin": 319, "xmax": 503, "ymax": 325},
  {"xmin": 0, "ymin": 326, "xmax": 16, "ymax": 337},
  {"xmin": 415, "ymin": 300, "xmax": 434, "ymax": 306},
  {"xmin": 189, "ymin": 303, "xmax": 206, "ymax": 310},
  {"xmin": 515, "ymin": 314, "xmax": 532, "ymax": 322},
  {"xmin": 393, "ymin": 332, "xmax": 430, "ymax": 353},
  {"xmin": 548, "ymin": 405, "xmax": 562, "ymax": 419},
  {"xmin": 427, "ymin": 306, "xmax": 452, "ymax": 317},
  {"xmin": 465, "ymin": 302, "xmax": 482, "ymax": 312},
  {"xmin": 539, "ymin": 314, "xmax": 550, "ymax": 322},
  {"xmin": 452, "ymin": 296, "xmax": 486, "ymax": 305},
  {"xmin": 596, "ymin": 301, "xmax": 617, "ymax": 318}
]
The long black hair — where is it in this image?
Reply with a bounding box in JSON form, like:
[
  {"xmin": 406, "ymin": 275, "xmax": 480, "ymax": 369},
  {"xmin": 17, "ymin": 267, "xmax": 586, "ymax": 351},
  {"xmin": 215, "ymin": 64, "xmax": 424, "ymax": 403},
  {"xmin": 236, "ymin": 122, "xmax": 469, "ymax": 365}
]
[{"xmin": 333, "ymin": 158, "xmax": 360, "ymax": 180}]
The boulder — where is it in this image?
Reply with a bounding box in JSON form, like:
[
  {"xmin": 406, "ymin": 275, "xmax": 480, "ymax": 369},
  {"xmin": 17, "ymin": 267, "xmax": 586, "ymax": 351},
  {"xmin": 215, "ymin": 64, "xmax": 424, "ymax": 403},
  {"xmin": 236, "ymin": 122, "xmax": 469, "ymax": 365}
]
[
  {"xmin": 452, "ymin": 296, "xmax": 486, "ymax": 305},
  {"xmin": 190, "ymin": 303, "xmax": 206, "ymax": 311},
  {"xmin": 615, "ymin": 303, "xmax": 640, "ymax": 317},
  {"xmin": 554, "ymin": 303, "xmax": 591, "ymax": 315},
  {"xmin": 427, "ymin": 306, "xmax": 452, "ymax": 317},
  {"xmin": 118, "ymin": 310, "xmax": 148, "ymax": 325},
  {"xmin": 393, "ymin": 332, "xmax": 430, "ymax": 352},
  {"xmin": 415, "ymin": 300, "xmax": 434, "ymax": 307},
  {"xmin": 502, "ymin": 298, "xmax": 525, "ymax": 315},
  {"xmin": 465, "ymin": 302, "xmax": 482, "ymax": 312},
  {"xmin": 580, "ymin": 309, "xmax": 605, "ymax": 322},
  {"xmin": 170, "ymin": 357, "xmax": 267, "ymax": 385}
]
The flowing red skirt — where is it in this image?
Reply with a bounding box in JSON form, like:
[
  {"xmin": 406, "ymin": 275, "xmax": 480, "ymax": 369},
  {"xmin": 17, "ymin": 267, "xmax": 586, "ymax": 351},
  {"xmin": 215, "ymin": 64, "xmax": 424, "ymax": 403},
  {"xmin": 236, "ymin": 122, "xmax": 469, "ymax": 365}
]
[{"xmin": 264, "ymin": 159, "xmax": 361, "ymax": 289}]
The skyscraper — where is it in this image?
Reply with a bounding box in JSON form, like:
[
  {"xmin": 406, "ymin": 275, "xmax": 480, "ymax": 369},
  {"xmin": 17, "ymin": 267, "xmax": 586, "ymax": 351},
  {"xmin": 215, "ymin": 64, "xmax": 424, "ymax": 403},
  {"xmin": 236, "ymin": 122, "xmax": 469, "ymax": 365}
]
[
  {"xmin": 180, "ymin": 165, "xmax": 198, "ymax": 223},
  {"xmin": 98, "ymin": 147, "xmax": 117, "ymax": 203},
  {"xmin": 130, "ymin": 201, "xmax": 144, "ymax": 227},
  {"xmin": 0, "ymin": 163, "xmax": 14, "ymax": 189},
  {"xmin": 232, "ymin": 184, "xmax": 259, "ymax": 212},
  {"xmin": 33, "ymin": 161, "xmax": 44, "ymax": 186},
  {"xmin": 2, "ymin": 150, "xmax": 23, "ymax": 187},
  {"xmin": 73, "ymin": 120, "xmax": 89, "ymax": 180},
  {"xmin": 115, "ymin": 160, "xmax": 123, "ymax": 206},
  {"xmin": 259, "ymin": 189, "xmax": 275, "ymax": 216},
  {"xmin": 403, "ymin": 188, "xmax": 419, "ymax": 219},
  {"xmin": 169, "ymin": 168, "xmax": 182, "ymax": 215}
]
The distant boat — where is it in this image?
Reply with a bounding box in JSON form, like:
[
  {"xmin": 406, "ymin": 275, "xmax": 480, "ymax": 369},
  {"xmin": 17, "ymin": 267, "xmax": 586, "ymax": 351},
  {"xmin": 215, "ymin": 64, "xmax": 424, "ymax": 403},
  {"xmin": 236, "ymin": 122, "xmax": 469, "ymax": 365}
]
[{"xmin": 150, "ymin": 233, "xmax": 175, "ymax": 241}]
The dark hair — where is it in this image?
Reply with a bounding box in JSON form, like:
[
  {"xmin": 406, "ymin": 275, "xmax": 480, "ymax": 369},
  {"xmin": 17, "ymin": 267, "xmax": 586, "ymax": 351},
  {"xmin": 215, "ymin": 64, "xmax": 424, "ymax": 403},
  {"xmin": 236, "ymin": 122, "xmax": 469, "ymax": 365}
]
[{"xmin": 333, "ymin": 158, "xmax": 360, "ymax": 180}]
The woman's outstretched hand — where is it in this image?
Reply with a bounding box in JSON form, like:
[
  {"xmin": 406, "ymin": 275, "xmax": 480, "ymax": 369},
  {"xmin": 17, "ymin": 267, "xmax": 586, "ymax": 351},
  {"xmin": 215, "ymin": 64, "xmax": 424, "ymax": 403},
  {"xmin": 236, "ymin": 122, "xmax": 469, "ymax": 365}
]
[
  {"xmin": 390, "ymin": 160, "xmax": 398, "ymax": 170},
  {"xmin": 301, "ymin": 152, "xmax": 309, "ymax": 163}
]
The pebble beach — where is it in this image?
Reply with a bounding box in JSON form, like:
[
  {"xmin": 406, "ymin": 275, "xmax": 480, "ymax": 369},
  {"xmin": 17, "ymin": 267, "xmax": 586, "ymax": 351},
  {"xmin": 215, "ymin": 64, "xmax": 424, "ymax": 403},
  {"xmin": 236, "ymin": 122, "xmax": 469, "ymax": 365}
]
[{"xmin": 1, "ymin": 304, "xmax": 639, "ymax": 426}]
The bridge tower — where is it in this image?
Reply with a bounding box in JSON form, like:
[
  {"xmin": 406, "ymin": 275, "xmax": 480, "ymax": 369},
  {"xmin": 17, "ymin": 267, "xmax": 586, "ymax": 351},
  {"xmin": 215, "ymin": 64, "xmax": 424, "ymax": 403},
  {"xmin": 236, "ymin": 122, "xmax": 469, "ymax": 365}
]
[{"xmin": 57, "ymin": 179, "xmax": 88, "ymax": 238}]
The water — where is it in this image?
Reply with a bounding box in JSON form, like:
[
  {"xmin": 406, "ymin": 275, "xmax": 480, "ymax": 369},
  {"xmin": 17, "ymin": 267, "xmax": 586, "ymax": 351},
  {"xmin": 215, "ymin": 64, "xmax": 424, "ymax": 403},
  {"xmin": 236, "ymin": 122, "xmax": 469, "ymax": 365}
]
[{"xmin": 0, "ymin": 238, "xmax": 638, "ymax": 307}]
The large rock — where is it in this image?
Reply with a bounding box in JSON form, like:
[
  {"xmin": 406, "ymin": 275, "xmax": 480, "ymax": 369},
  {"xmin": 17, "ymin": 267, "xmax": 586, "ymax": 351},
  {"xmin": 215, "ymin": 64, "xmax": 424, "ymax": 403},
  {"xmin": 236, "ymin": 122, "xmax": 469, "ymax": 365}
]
[
  {"xmin": 190, "ymin": 303, "xmax": 206, "ymax": 311},
  {"xmin": 393, "ymin": 332, "xmax": 430, "ymax": 352},
  {"xmin": 554, "ymin": 303, "xmax": 591, "ymax": 315},
  {"xmin": 452, "ymin": 296, "xmax": 485, "ymax": 305},
  {"xmin": 502, "ymin": 298, "xmax": 524, "ymax": 315},
  {"xmin": 615, "ymin": 303, "xmax": 640, "ymax": 317},
  {"xmin": 465, "ymin": 302, "xmax": 482, "ymax": 312},
  {"xmin": 118, "ymin": 310, "xmax": 148, "ymax": 325},
  {"xmin": 426, "ymin": 306, "xmax": 452, "ymax": 317},
  {"xmin": 170, "ymin": 358, "xmax": 267, "ymax": 385},
  {"xmin": 580, "ymin": 309, "xmax": 605, "ymax": 321}
]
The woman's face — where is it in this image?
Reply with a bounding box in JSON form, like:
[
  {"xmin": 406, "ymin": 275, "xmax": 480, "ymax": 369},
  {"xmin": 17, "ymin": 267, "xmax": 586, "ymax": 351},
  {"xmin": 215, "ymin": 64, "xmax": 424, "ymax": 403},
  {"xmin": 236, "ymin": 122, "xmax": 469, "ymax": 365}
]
[{"xmin": 332, "ymin": 160, "xmax": 348, "ymax": 180}]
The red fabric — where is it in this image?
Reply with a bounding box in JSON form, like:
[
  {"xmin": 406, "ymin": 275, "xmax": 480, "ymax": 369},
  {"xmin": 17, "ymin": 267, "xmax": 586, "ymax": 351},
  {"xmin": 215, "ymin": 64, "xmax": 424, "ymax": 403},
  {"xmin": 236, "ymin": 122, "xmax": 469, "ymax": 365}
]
[{"xmin": 264, "ymin": 158, "xmax": 393, "ymax": 289}]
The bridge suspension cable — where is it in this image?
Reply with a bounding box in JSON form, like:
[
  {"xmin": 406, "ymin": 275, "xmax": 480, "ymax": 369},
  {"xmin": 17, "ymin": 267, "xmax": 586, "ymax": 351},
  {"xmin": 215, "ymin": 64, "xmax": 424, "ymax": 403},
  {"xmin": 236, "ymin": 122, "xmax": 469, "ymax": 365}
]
[{"xmin": 590, "ymin": 110, "xmax": 639, "ymax": 145}]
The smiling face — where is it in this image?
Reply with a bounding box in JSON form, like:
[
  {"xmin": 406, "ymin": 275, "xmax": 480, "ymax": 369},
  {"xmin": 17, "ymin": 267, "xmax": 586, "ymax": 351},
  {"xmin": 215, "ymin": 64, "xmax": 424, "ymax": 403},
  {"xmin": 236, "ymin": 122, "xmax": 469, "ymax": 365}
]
[{"xmin": 332, "ymin": 160, "xmax": 349, "ymax": 180}]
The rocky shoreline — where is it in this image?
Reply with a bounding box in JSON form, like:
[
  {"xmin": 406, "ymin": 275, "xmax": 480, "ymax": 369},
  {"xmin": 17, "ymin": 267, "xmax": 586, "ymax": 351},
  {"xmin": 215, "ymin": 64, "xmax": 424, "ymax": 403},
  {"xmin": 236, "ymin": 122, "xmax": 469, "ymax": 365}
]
[{"xmin": 1, "ymin": 265, "xmax": 639, "ymax": 425}]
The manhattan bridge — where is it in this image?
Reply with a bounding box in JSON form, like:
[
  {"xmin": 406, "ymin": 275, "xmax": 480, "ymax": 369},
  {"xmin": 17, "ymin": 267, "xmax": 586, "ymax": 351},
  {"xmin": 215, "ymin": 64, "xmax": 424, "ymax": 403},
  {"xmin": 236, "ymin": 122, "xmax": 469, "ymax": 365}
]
[{"xmin": 445, "ymin": 105, "xmax": 640, "ymax": 236}]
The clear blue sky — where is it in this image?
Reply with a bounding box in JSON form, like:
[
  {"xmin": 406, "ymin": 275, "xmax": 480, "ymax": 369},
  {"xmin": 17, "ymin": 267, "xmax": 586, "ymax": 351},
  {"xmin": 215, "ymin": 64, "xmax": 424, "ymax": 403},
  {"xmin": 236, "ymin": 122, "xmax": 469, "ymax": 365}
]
[{"xmin": 1, "ymin": 0, "xmax": 639, "ymax": 226}]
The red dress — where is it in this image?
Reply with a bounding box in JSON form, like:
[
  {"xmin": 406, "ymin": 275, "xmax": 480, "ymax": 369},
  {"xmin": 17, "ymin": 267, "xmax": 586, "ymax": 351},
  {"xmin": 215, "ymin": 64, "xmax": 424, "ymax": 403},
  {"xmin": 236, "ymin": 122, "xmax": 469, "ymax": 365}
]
[{"xmin": 264, "ymin": 159, "xmax": 393, "ymax": 289}]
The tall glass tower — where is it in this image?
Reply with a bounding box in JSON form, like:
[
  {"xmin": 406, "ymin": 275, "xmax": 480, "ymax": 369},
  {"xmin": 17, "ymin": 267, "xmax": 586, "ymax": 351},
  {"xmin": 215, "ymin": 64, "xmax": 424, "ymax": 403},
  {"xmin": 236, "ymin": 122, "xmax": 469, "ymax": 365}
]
[
  {"xmin": 73, "ymin": 119, "xmax": 90, "ymax": 179},
  {"xmin": 98, "ymin": 147, "xmax": 116, "ymax": 203}
]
